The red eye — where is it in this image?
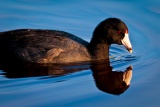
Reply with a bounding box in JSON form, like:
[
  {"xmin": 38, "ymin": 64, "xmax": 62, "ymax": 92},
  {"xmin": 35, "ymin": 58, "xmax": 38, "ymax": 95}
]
[
  {"xmin": 117, "ymin": 30, "xmax": 121, "ymax": 34},
  {"xmin": 119, "ymin": 85, "xmax": 123, "ymax": 88}
]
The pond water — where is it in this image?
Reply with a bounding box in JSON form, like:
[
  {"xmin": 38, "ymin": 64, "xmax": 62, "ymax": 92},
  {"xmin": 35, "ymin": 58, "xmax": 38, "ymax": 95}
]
[{"xmin": 0, "ymin": 0, "xmax": 160, "ymax": 107}]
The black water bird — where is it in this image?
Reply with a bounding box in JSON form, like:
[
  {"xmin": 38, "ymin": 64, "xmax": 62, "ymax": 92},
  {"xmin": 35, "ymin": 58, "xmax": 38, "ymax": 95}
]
[{"xmin": 0, "ymin": 18, "xmax": 132, "ymax": 63}]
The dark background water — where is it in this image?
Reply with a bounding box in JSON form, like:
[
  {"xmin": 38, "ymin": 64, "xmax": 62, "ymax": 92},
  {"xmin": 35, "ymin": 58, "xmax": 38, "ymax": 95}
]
[{"xmin": 0, "ymin": 0, "xmax": 160, "ymax": 107}]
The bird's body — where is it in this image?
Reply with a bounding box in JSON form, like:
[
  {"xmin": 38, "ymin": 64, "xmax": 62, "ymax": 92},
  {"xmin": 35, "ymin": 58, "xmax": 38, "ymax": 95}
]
[
  {"xmin": 0, "ymin": 29, "xmax": 91, "ymax": 63},
  {"xmin": 0, "ymin": 18, "xmax": 132, "ymax": 64}
]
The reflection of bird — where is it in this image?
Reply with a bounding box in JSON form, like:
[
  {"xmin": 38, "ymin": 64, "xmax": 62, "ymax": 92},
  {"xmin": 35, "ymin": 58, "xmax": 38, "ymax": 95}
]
[
  {"xmin": 91, "ymin": 62, "xmax": 132, "ymax": 95},
  {"xmin": 0, "ymin": 18, "xmax": 132, "ymax": 64},
  {"xmin": 0, "ymin": 62, "xmax": 90, "ymax": 78},
  {"xmin": 1, "ymin": 59, "xmax": 132, "ymax": 95}
]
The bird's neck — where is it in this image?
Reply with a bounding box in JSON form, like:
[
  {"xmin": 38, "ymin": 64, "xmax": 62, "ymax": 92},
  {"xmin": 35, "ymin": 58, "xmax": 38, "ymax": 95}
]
[{"xmin": 87, "ymin": 40, "xmax": 110, "ymax": 60}]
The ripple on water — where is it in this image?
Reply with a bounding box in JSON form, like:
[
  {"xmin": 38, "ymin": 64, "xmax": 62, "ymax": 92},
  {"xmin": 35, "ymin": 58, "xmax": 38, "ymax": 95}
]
[{"xmin": 109, "ymin": 45, "xmax": 139, "ymax": 70}]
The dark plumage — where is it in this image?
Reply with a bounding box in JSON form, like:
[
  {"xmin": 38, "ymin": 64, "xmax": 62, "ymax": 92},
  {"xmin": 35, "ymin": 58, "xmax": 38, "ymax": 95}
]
[{"xmin": 0, "ymin": 18, "xmax": 132, "ymax": 63}]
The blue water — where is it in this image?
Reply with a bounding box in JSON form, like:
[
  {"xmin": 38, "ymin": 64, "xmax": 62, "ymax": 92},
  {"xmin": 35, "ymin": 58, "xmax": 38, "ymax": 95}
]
[{"xmin": 0, "ymin": 0, "xmax": 160, "ymax": 107}]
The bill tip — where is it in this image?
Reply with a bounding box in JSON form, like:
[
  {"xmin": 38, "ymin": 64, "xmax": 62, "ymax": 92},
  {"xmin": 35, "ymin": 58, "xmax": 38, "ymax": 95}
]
[{"xmin": 128, "ymin": 49, "xmax": 132, "ymax": 53}]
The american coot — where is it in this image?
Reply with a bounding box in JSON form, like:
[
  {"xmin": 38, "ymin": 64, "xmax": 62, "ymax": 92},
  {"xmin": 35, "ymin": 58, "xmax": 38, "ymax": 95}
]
[{"xmin": 0, "ymin": 18, "xmax": 132, "ymax": 63}]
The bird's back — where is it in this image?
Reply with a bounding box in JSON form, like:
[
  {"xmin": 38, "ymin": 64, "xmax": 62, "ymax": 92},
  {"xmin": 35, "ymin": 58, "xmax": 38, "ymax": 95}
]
[{"xmin": 0, "ymin": 29, "xmax": 90, "ymax": 63}]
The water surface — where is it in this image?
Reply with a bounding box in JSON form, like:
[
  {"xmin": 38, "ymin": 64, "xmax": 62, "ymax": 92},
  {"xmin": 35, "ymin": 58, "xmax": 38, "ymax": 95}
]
[{"xmin": 0, "ymin": 0, "xmax": 160, "ymax": 107}]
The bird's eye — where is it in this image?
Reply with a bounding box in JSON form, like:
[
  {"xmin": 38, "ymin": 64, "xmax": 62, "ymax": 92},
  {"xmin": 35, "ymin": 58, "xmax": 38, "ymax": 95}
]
[{"xmin": 117, "ymin": 30, "xmax": 121, "ymax": 35}]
